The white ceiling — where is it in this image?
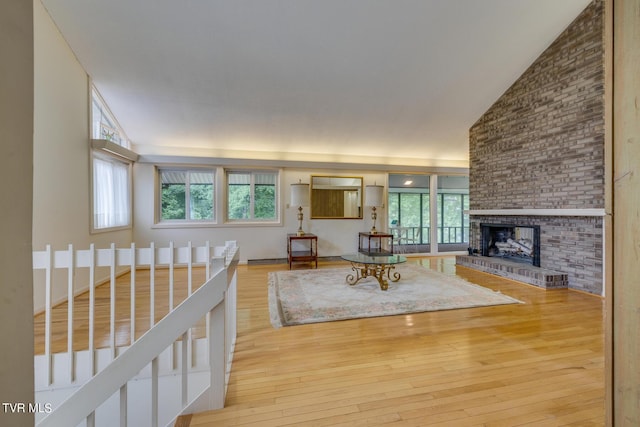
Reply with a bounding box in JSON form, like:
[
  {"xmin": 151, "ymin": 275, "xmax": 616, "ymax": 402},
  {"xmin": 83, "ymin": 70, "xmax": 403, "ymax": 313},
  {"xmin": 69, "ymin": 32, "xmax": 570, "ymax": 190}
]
[{"xmin": 41, "ymin": 0, "xmax": 591, "ymax": 168}]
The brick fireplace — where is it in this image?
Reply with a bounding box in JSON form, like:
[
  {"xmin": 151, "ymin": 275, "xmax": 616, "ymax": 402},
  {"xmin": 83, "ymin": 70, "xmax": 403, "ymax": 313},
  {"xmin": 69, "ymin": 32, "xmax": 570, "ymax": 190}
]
[
  {"xmin": 480, "ymin": 223, "xmax": 540, "ymax": 267},
  {"xmin": 460, "ymin": 214, "xmax": 602, "ymax": 292},
  {"xmin": 456, "ymin": 0, "xmax": 605, "ymax": 295}
]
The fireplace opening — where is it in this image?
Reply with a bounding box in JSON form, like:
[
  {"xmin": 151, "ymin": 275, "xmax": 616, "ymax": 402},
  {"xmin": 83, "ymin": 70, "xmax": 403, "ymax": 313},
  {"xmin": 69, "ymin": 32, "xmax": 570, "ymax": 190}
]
[{"xmin": 480, "ymin": 223, "xmax": 540, "ymax": 267}]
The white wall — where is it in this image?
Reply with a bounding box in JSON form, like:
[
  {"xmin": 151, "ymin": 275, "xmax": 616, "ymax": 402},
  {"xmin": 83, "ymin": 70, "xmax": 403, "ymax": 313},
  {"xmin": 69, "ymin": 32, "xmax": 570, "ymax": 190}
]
[
  {"xmin": 133, "ymin": 162, "xmax": 389, "ymax": 262},
  {"xmin": 31, "ymin": 1, "xmax": 469, "ymax": 315},
  {"xmin": 33, "ymin": 1, "xmax": 132, "ymax": 312}
]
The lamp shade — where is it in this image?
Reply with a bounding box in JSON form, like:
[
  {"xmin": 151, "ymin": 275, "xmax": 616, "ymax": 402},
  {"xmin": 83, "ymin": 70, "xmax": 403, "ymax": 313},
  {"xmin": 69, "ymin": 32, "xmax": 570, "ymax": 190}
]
[
  {"xmin": 290, "ymin": 181, "xmax": 310, "ymax": 207},
  {"xmin": 365, "ymin": 184, "xmax": 384, "ymax": 207}
]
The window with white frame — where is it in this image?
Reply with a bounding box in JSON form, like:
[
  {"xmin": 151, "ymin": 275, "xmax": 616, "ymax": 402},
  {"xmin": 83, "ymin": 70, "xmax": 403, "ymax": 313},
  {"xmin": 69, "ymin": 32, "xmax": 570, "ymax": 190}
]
[
  {"xmin": 91, "ymin": 86, "xmax": 130, "ymax": 149},
  {"xmin": 226, "ymin": 170, "xmax": 278, "ymax": 221},
  {"xmin": 92, "ymin": 152, "xmax": 131, "ymax": 230},
  {"xmin": 437, "ymin": 175, "xmax": 470, "ymax": 247},
  {"xmin": 159, "ymin": 169, "xmax": 215, "ymax": 222}
]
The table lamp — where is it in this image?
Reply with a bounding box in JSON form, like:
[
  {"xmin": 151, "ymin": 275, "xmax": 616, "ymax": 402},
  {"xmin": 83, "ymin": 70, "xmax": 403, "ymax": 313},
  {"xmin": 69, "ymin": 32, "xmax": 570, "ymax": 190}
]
[
  {"xmin": 365, "ymin": 183, "xmax": 384, "ymax": 234},
  {"xmin": 290, "ymin": 180, "xmax": 310, "ymax": 236}
]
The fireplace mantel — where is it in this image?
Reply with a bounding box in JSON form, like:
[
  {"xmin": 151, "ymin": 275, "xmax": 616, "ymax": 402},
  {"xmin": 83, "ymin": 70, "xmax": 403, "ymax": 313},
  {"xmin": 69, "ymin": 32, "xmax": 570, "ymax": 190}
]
[{"xmin": 468, "ymin": 209, "xmax": 606, "ymax": 217}]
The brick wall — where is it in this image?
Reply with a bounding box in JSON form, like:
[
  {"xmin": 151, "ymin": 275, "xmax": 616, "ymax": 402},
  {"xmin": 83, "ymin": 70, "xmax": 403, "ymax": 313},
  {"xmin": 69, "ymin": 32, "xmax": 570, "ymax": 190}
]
[
  {"xmin": 469, "ymin": 0, "xmax": 604, "ymax": 210},
  {"xmin": 466, "ymin": 0, "xmax": 605, "ymax": 294},
  {"xmin": 469, "ymin": 215, "xmax": 603, "ymax": 294}
]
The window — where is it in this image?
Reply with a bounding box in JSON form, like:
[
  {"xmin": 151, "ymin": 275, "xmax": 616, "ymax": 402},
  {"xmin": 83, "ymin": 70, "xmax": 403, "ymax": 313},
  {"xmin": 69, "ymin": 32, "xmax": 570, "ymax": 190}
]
[
  {"xmin": 90, "ymin": 84, "xmax": 135, "ymax": 232},
  {"xmin": 388, "ymin": 192, "xmax": 430, "ymax": 244},
  {"xmin": 91, "ymin": 86, "xmax": 130, "ymax": 149},
  {"xmin": 92, "ymin": 153, "xmax": 131, "ymax": 230},
  {"xmin": 387, "ymin": 173, "xmax": 469, "ymax": 252},
  {"xmin": 159, "ymin": 169, "xmax": 215, "ymax": 222},
  {"xmin": 438, "ymin": 193, "xmax": 469, "ymax": 243},
  {"xmin": 388, "ymin": 174, "xmax": 430, "ymax": 245},
  {"xmin": 227, "ymin": 171, "xmax": 278, "ymax": 222},
  {"xmin": 437, "ymin": 175, "xmax": 470, "ymax": 248}
]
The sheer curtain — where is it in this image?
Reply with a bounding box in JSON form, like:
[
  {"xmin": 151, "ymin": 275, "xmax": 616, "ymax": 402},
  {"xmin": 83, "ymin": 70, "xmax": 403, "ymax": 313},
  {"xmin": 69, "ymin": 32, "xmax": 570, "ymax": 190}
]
[{"xmin": 93, "ymin": 156, "xmax": 130, "ymax": 229}]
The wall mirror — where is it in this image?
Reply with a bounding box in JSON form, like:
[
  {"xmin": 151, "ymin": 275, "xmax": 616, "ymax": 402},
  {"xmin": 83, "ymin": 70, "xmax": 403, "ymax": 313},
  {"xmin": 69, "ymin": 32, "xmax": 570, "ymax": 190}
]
[{"xmin": 310, "ymin": 176, "xmax": 363, "ymax": 219}]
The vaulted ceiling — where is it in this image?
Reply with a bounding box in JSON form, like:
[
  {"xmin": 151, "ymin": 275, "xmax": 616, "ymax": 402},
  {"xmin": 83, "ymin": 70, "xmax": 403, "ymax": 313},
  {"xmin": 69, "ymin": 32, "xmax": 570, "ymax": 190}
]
[{"xmin": 41, "ymin": 0, "xmax": 591, "ymax": 168}]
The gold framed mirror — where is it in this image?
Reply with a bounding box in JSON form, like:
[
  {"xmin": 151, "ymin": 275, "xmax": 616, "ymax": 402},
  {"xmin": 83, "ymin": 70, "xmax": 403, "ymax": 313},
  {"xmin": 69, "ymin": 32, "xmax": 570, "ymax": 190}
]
[{"xmin": 310, "ymin": 176, "xmax": 363, "ymax": 219}]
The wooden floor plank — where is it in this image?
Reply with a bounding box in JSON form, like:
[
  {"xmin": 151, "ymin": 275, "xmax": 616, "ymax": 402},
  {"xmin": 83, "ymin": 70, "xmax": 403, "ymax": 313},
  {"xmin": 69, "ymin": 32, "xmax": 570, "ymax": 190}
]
[{"xmin": 190, "ymin": 257, "xmax": 604, "ymax": 426}]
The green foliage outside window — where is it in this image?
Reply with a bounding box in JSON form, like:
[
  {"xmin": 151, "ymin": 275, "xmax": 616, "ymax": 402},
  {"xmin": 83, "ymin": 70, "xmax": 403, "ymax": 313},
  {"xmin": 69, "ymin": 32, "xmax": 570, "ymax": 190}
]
[
  {"xmin": 189, "ymin": 184, "xmax": 214, "ymax": 219},
  {"xmin": 254, "ymin": 184, "xmax": 276, "ymax": 219},
  {"xmin": 399, "ymin": 193, "xmax": 421, "ymax": 228},
  {"xmin": 160, "ymin": 170, "xmax": 214, "ymax": 221},
  {"xmin": 388, "ymin": 195, "xmax": 399, "ymax": 226},
  {"xmin": 228, "ymin": 184, "xmax": 250, "ymax": 219},
  {"xmin": 227, "ymin": 171, "xmax": 277, "ymax": 221},
  {"xmin": 438, "ymin": 194, "xmax": 469, "ymax": 243},
  {"xmin": 421, "ymin": 194, "xmax": 431, "ymax": 237},
  {"xmin": 162, "ymin": 184, "xmax": 186, "ymax": 220},
  {"xmin": 388, "ymin": 192, "xmax": 430, "ymax": 244}
]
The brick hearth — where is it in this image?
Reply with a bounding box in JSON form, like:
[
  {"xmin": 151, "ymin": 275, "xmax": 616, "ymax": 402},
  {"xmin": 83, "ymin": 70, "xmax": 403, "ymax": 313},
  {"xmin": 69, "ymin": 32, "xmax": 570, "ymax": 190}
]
[{"xmin": 456, "ymin": 255, "xmax": 568, "ymax": 290}]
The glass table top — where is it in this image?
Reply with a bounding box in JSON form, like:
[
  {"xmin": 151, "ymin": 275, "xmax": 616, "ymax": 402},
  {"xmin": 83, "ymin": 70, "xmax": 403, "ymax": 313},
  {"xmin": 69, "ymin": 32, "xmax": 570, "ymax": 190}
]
[{"xmin": 341, "ymin": 253, "xmax": 407, "ymax": 265}]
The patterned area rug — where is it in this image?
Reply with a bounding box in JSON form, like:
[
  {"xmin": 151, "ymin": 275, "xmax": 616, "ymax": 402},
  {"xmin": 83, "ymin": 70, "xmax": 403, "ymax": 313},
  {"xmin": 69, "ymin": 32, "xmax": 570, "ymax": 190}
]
[{"xmin": 268, "ymin": 264, "xmax": 522, "ymax": 328}]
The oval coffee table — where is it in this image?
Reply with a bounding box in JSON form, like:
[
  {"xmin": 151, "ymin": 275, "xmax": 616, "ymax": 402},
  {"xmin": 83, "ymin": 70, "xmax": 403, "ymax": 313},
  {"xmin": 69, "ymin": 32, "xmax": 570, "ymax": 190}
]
[{"xmin": 340, "ymin": 253, "xmax": 407, "ymax": 291}]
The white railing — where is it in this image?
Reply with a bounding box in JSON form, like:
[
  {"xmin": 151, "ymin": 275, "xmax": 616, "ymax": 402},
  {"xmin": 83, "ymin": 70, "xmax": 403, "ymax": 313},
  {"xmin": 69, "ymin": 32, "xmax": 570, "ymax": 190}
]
[{"xmin": 33, "ymin": 241, "xmax": 239, "ymax": 426}]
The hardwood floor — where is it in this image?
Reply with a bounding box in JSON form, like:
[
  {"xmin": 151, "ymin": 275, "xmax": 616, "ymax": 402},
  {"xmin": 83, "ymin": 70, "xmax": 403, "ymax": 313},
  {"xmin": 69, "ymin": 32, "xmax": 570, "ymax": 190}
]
[
  {"xmin": 34, "ymin": 256, "xmax": 605, "ymax": 426},
  {"xmin": 33, "ymin": 267, "xmax": 208, "ymax": 354},
  {"xmin": 190, "ymin": 257, "xmax": 605, "ymax": 426}
]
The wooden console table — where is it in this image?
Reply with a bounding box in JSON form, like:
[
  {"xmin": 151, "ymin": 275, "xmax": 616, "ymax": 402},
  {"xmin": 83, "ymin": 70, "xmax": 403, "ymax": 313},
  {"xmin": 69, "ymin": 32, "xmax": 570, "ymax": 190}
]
[
  {"xmin": 287, "ymin": 233, "xmax": 318, "ymax": 269},
  {"xmin": 358, "ymin": 232, "xmax": 394, "ymax": 255}
]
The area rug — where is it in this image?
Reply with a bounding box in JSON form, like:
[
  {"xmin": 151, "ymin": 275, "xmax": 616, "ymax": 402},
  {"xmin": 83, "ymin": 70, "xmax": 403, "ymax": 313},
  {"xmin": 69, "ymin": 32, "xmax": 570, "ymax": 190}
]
[{"xmin": 268, "ymin": 264, "xmax": 522, "ymax": 328}]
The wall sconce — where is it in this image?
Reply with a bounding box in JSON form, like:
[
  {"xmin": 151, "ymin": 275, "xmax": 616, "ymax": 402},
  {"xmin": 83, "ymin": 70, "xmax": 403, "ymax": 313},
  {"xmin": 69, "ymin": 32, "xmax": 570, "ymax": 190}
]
[
  {"xmin": 365, "ymin": 183, "xmax": 384, "ymax": 234},
  {"xmin": 290, "ymin": 180, "xmax": 310, "ymax": 236}
]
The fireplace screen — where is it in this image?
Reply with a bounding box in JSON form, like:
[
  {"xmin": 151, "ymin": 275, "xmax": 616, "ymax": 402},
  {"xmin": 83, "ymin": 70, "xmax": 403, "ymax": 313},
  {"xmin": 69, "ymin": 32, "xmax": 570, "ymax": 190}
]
[{"xmin": 480, "ymin": 223, "xmax": 540, "ymax": 266}]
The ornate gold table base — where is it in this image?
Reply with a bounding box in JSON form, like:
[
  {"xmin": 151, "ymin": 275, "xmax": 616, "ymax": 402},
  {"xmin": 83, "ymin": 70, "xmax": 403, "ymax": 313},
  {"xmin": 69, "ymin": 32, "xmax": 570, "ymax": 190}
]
[{"xmin": 346, "ymin": 262, "xmax": 401, "ymax": 291}]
